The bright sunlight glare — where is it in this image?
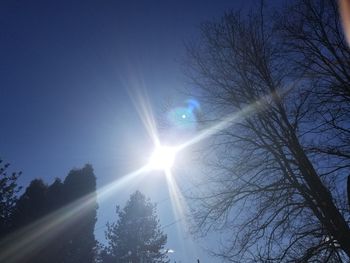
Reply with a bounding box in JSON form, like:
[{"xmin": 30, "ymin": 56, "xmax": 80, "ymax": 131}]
[{"xmin": 148, "ymin": 145, "xmax": 177, "ymax": 171}]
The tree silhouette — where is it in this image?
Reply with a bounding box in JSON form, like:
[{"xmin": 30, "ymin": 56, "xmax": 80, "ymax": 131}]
[
  {"xmin": 60, "ymin": 164, "xmax": 98, "ymax": 263},
  {"xmin": 4, "ymin": 164, "xmax": 97, "ymax": 263},
  {"xmin": 12, "ymin": 179, "xmax": 48, "ymax": 228},
  {"xmin": 11, "ymin": 179, "xmax": 53, "ymax": 263},
  {"xmin": 0, "ymin": 160, "xmax": 21, "ymax": 236},
  {"xmin": 101, "ymin": 191, "xmax": 168, "ymax": 263},
  {"xmin": 185, "ymin": 0, "xmax": 350, "ymax": 261}
]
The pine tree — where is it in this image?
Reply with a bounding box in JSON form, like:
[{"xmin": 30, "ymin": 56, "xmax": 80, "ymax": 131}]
[
  {"xmin": 7, "ymin": 164, "xmax": 97, "ymax": 263},
  {"xmin": 0, "ymin": 160, "xmax": 21, "ymax": 236},
  {"xmin": 102, "ymin": 191, "xmax": 168, "ymax": 263},
  {"xmin": 61, "ymin": 164, "xmax": 97, "ymax": 263}
]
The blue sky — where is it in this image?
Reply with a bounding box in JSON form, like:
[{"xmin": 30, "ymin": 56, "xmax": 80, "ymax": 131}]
[{"xmin": 0, "ymin": 1, "xmax": 257, "ymax": 262}]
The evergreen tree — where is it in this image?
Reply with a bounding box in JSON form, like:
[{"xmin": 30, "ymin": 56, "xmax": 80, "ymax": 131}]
[
  {"xmin": 12, "ymin": 179, "xmax": 48, "ymax": 228},
  {"xmin": 6, "ymin": 164, "xmax": 97, "ymax": 263},
  {"xmin": 47, "ymin": 178, "xmax": 64, "ymax": 211},
  {"xmin": 11, "ymin": 179, "xmax": 51, "ymax": 263},
  {"xmin": 102, "ymin": 191, "xmax": 168, "ymax": 263},
  {"xmin": 60, "ymin": 164, "xmax": 98, "ymax": 263},
  {"xmin": 0, "ymin": 160, "xmax": 21, "ymax": 236}
]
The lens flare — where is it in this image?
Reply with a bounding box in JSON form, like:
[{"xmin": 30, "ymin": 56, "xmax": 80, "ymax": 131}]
[
  {"xmin": 0, "ymin": 70, "xmax": 285, "ymax": 263},
  {"xmin": 166, "ymin": 99, "xmax": 200, "ymax": 131}
]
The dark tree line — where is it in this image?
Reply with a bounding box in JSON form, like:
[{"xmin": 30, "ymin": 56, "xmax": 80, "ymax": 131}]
[
  {"xmin": 186, "ymin": 0, "xmax": 350, "ymax": 262},
  {"xmin": 0, "ymin": 161, "xmax": 168, "ymax": 263},
  {"xmin": 0, "ymin": 164, "xmax": 98, "ymax": 263}
]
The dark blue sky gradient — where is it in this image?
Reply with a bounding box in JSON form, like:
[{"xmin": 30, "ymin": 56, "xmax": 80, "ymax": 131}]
[{"xmin": 1, "ymin": 1, "xmax": 258, "ymax": 262}]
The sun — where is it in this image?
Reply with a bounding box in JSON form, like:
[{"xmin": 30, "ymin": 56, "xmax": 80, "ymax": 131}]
[{"xmin": 148, "ymin": 145, "xmax": 177, "ymax": 171}]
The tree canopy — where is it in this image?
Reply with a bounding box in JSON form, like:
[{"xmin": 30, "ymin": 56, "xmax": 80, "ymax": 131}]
[
  {"xmin": 186, "ymin": 0, "xmax": 350, "ymax": 261},
  {"xmin": 101, "ymin": 191, "xmax": 168, "ymax": 263},
  {"xmin": 0, "ymin": 160, "xmax": 21, "ymax": 236},
  {"xmin": 0, "ymin": 164, "xmax": 98, "ymax": 263}
]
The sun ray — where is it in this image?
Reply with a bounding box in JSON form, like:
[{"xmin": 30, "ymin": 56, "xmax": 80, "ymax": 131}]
[
  {"xmin": 164, "ymin": 169, "xmax": 187, "ymax": 221},
  {"xmin": 163, "ymin": 169, "xmax": 199, "ymax": 259},
  {"xmin": 126, "ymin": 82, "xmax": 160, "ymax": 147},
  {"xmin": 0, "ymin": 166, "xmax": 147, "ymax": 263},
  {"xmin": 177, "ymin": 82, "xmax": 298, "ymax": 152},
  {"xmin": 1, "ymin": 85, "xmax": 289, "ymax": 263},
  {"xmin": 177, "ymin": 101, "xmax": 258, "ymax": 152}
]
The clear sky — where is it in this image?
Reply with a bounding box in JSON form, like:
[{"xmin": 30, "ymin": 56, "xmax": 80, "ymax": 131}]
[{"xmin": 0, "ymin": 1, "xmax": 257, "ymax": 262}]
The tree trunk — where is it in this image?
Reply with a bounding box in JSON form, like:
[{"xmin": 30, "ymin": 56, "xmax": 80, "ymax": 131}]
[{"xmin": 291, "ymin": 134, "xmax": 350, "ymax": 258}]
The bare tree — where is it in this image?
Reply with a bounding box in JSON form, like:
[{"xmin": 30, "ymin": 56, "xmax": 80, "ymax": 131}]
[
  {"xmin": 278, "ymin": 0, "xmax": 350, "ymax": 188},
  {"xmin": 185, "ymin": 1, "xmax": 350, "ymax": 262}
]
